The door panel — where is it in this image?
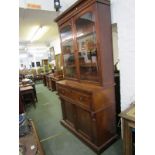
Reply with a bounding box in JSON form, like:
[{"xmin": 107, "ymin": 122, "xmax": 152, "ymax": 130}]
[
  {"xmin": 76, "ymin": 107, "xmax": 92, "ymax": 140},
  {"xmin": 74, "ymin": 7, "xmax": 100, "ymax": 83},
  {"xmin": 60, "ymin": 22, "xmax": 77, "ymax": 79},
  {"xmin": 63, "ymin": 100, "xmax": 75, "ymax": 128}
]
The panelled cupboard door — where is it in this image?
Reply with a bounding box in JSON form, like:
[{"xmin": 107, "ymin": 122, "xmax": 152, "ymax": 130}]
[
  {"xmin": 59, "ymin": 21, "xmax": 77, "ymax": 79},
  {"xmin": 61, "ymin": 99, "xmax": 76, "ymax": 128},
  {"xmin": 74, "ymin": 5, "xmax": 100, "ymax": 83},
  {"xmin": 76, "ymin": 107, "xmax": 93, "ymax": 141}
]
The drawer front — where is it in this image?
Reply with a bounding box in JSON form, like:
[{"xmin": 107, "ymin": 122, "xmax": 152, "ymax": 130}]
[
  {"xmin": 71, "ymin": 90, "xmax": 91, "ymax": 108},
  {"xmin": 57, "ymin": 86, "xmax": 71, "ymax": 98},
  {"xmin": 57, "ymin": 85, "xmax": 91, "ymax": 109}
]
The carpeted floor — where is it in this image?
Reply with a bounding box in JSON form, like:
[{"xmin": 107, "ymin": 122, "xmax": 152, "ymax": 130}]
[{"xmin": 26, "ymin": 83, "xmax": 123, "ymax": 155}]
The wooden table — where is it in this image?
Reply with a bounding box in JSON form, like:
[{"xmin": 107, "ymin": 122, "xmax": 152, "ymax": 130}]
[
  {"xmin": 119, "ymin": 104, "xmax": 135, "ymax": 155},
  {"xmin": 19, "ymin": 120, "xmax": 45, "ymax": 155},
  {"xmin": 20, "ymin": 83, "xmax": 37, "ymax": 102},
  {"xmin": 20, "ymin": 86, "xmax": 37, "ymax": 107}
]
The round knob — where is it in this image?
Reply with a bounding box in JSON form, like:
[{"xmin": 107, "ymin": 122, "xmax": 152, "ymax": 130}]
[{"xmin": 79, "ymin": 96, "xmax": 83, "ymax": 101}]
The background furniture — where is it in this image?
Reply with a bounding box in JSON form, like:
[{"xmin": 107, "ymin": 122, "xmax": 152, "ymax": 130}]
[
  {"xmin": 55, "ymin": 0, "xmax": 117, "ymax": 154},
  {"xmin": 19, "ymin": 119, "xmax": 45, "ymax": 155},
  {"xmin": 119, "ymin": 104, "xmax": 135, "ymax": 155},
  {"xmin": 19, "ymin": 93, "xmax": 25, "ymax": 114},
  {"xmin": 46, "ymin": 74, "xmax": 53, "ymax": 89},
  {"xmin": 45, "ymin": 71, "xmax": 64, "ymax": 91},
  {"xmin": 51, "ymin": 71, "xmax": 64, "ymax": 91},
  {"xmin": 20, "ymin": 86, "xmax": 37, "ymax": 107},
  {"xmin": 42, "ymin": 59, "xmax": 51, "ymax": 73},
  {"xmin": 55, "ymin": 54, "xmax": 63, "ymax": 71},
  {"xmin": 20, "ymin": 79, "xmax": 38, "ymax": 102},
  {"xmin": 114, "ymin": 71, "xmax": 121, "ymax": 134},
  {"xmin": 43, "ymin": 74, "xmax": 47, "ymax": 86}
]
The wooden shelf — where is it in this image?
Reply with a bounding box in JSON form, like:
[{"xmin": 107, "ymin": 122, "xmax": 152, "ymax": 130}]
[
  {"xmin": 80, "ymin": 74, "xmax": 98, "ymax": 81},
  {"xmin": 80, "ymin": 63, "xmax": 97, "ymax": 67},
  {"xmin": 77, "ymin": 31, "xmax": 95, "ymax": 40},
  {"xmin": 66, "ymin": 64, "xmax": 76, "ymax": 68},
  {"xmin": 62, "ymin": 38, "xmax": 73, "ymax": 44}
]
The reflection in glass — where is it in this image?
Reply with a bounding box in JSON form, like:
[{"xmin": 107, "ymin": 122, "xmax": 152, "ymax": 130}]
[
  {"xmin": 76, "ymin": 12, "xmax": 99, "ymax": 82},
  {"xmin": 60, "ymin": 25, "xmax": 76, "ymax": 78}
]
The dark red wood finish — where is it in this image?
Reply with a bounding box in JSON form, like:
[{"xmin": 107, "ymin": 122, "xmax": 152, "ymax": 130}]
[{"xmin": 55, "ymin": 0, "xmax": 117, "ymax": 154}]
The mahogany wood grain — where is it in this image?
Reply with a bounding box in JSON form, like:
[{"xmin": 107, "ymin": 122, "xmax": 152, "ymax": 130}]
[{"xmin": 55, "ymin": 0, "xmax": 117, "ymax": 154}]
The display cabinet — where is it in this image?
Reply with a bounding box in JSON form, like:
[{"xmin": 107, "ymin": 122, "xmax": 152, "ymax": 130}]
[{"xmin": 55, "ymin": 0, "xmax": 117, "ymax": 154}]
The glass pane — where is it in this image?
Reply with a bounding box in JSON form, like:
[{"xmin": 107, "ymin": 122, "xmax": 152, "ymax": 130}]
[
  {"xmin": 75, "ymin": 12, "xmax": 99, "ymax": 82},
  {"xmin": 60, "ymin": 25, "xmax": 77, "ymax": 78}
]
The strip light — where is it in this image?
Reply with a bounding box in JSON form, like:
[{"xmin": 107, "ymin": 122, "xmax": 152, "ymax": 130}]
[{"xmin": 28, "ymin": 26, "xmax": 48, "ymax": 42}]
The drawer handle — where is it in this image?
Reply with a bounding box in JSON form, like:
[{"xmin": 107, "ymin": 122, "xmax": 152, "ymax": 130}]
[{"xmin": 79, "ymin": 96, "xmax": 83, "ymax": 101}]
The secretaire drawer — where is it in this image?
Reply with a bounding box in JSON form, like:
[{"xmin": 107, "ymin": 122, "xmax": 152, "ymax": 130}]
[
  {"xmin": 57, "ymin": 86, "xmax": 71, "ymax": 98},
  {"xmin": 71, "ymin": 90, "xmax": 91, "ymax": 107},
  {"xmin": 57, "ymin": 85, "xmax": 92, "ymax": 109}
]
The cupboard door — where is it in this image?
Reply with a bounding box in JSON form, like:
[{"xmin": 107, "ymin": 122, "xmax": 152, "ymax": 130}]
[
  {"xmin": 75, "ymin": 10, "xmax": 99, "ymax": 82},
  {"xmin": 62, "ymin": 100, "xmax": 75, "ymax": 128},
  {"xmin": 76, "ymin": 107, "xmax": 93, "ymax": 141},
  {"xmin": 60, "ymin": 22, "xmax": 77, "ymax": 79}
]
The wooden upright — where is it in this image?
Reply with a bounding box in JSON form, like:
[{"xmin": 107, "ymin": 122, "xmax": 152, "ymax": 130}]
[{"xmin": 55, "ymin": 0, "xmax": 117, "ymax": 153}]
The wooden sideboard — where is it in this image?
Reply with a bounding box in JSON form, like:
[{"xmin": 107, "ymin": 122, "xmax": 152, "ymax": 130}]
[
  {"xmin": 45, "ymin": 71, "xmax": 64, "ymax": 91},
  {"xmin": 57, "ymin": 80, "xmax": 117, "ymax": 154},
  {"xmin": 119, "ymin": 104, "xmax": 135, "ymax": 155}
]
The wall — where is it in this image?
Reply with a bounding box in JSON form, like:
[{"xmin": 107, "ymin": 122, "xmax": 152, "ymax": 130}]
[
  {"xmin": 111, "ymin": 0, "xmax": 135, "ymax": 110},
  {"xmin": 19, "ymin": 53, "xmax": 31, "ymax": 69},
  {"xmin": 19, "ymin": 48, "xmax": 49, "ymax": 69}
]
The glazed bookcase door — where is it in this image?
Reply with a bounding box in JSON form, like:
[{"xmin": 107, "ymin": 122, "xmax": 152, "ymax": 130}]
[
  {"xmin": 75, "ymin": 11, "xmax": 99, "ymax": 83},
  {"xmin": 60, "ymin": 22, "xmax": 77, "ymax": 79}
]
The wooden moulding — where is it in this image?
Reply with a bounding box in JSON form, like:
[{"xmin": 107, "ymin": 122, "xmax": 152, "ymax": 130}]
[
  {"xmin": 55, "ymin": 0, "xmax": 110, "ymax": 23},
  {"xmin": 60, "ymin": 120, "xmax": 118, "ymax": 154},
  {"xmin": 29, "ymin": 120, "xmax": 45, "ymax": 155}
]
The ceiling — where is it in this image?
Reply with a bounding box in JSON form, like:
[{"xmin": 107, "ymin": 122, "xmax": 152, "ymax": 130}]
[
  {"xmin": 19, "ymin": 8, "xmax": 60, "ymax": 50},
  {"xmin": 19, "ymin": 0, "xmax": 78, "ymax": 53}
]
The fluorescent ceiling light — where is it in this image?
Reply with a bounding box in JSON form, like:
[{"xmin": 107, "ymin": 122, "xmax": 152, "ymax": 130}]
[
  {"xmin": 27, "ymin": 25, "xmax": 48, "ymax": 42},
  {"xmin": 27, "ymin": 25, "xmax": 39, "ymax": 40}
]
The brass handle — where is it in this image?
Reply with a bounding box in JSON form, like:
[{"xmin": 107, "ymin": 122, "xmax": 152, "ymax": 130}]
[{"xmin": 79, "ymin": 96, "xmax": 83, "ymax": 101}]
